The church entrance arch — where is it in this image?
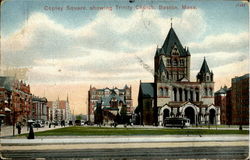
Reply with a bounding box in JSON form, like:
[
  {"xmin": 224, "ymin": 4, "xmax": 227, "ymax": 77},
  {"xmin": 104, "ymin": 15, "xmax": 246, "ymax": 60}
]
[
  {"xmin": 163, "ymin": 109, "xmax": 170, "ymax": 120},
  {"xmin": 209, "ymin": 109, "xmax": 216, "ymax": 124},
  {"xmin": 185, "ymin": 107, "xmax": 195, "ymax": 124}
]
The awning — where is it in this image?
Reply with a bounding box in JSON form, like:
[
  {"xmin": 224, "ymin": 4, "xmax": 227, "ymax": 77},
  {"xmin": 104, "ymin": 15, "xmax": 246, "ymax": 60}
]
[
  {"xmin": 28, "ymin": 120, "xmax": 35, "ymax": 123},
  {"xmin": 5, "ymin": 107, "xmax": 11, "ymax": 112}
]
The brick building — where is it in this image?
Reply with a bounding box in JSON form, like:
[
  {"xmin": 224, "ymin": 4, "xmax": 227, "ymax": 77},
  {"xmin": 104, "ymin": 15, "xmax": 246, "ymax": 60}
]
[
  {"xmin": 231, "ymin": 74, "xmax": 249, "ymax": 125},
  {"xmin": 88, "ymin": 85, "xmax": 133, "ymax": 123},
  {"xmin": 0, "ymin": 76, "xmax": 32, "ymax": 125},
  {"xmin": 215, "ymin": 74, "xmax": 249, "ymax": 125},
  {"xmin": 137, "ymin": 25, "xmax": 220, "ymax": 125},
  {"xmin": 214, "ymin": 86, "xmax": 229, "ymax": 124}
]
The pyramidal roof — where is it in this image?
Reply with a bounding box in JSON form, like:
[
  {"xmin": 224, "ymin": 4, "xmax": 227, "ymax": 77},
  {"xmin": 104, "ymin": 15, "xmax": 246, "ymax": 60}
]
[
  {"xmin": 199, "ymin": 58, "xmax": 210, "ymax": 73},
  {"xmin": 161, "ymin": 27, "xmax": 188, "ymax": 56}
]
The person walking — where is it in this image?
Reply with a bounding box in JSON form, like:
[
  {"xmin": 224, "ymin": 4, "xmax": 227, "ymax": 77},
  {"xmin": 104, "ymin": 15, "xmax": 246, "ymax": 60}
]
[
  {"xmin": 16, "ymin": 122, "xmax": 22, "ymax": 135},
  {"xmin": 27, "ymin": 125, "xmax": 35, "ymax": 139}
]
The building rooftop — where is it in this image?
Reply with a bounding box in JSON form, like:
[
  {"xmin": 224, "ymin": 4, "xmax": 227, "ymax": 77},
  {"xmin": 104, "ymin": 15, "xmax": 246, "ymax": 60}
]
[{"xmin": 140, "ymin": 83, "xmax": 154, "ymax": 98}]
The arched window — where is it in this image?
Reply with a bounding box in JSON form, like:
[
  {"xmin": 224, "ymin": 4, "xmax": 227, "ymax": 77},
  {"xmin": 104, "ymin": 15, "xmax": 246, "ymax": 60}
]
[
  {"xmin": 173, "ymin": 59, "xmax": 178, "ymax": 66},
  {"xmin": 204, "ymin": 88, "xmax": 208, "ymax": 96},
  {"xmin": 165, "ymin": 88, "xmax": 169, "ymax": 97},
  {"xmin": 180, "ymin": 59, "xmax": 184, "ymax": 66},
  {"xmin": 195, "ymin": 88, "xmax": 199, "ymax": 101},
  {"xmin": 209, "ymin": 88, "xmax": 213, "ymax": 96},
  {"xmin": 206, "ymin": 76, "xmax": 210, "ymax": 81},
  {"xmin": 159, "ymin": 88, "xmax": 163, "ymax": 97}
]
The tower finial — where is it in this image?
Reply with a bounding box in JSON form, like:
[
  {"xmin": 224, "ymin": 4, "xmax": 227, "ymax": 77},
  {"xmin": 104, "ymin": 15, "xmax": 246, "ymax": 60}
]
[{"xmin": 170, "ymin": 18, "xmax": 173, "ymax": 28}]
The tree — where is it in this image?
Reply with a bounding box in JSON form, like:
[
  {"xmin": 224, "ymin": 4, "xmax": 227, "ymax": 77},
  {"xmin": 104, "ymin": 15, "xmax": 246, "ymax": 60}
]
[
  {"xmin": 120, "ymin": 105, "xmax": 127, "ymax": 124},
  {"xmin": 75, "ymin": 115, "xmax": 82, "ymax": 120},
  {"xmin": 94, "ymin": 103, "xmax": 103, "ymax": 125}
]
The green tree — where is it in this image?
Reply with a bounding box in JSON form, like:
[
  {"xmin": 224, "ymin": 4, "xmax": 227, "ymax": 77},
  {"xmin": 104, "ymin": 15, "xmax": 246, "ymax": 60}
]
[
  {"xmin": 120, "ymin": 105, "xmax": 127, "ymax": 124},
  {"xmin": 94, "ymin": 103, "xmax": 103, "ymax": 125},
  {"xmin": 76, "ymin": 115, "xmax": 82, "ymax": 120}
]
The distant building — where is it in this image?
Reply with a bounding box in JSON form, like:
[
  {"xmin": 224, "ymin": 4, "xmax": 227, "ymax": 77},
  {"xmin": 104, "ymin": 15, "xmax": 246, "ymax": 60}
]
[
  {"xmin": 215, "ymin": 74, "xmax": 249, "ymax": 125},
  {"xmin": 31, "ymin": 96, "xmax": 48, "ymax": 121},
  {"xmin": 231, "ymin": 74, "xmax": 249, "ymax": 125},
  {"xmin": 88, "ymin": 85, "xmax": 133, "ymax": 123},
  {"xmin": 47, "ymin": 96, "xmax": 71, "ymax": 122},
  {"xmin": 215, "ymin": 86, "xmax": 230, "ymax": 124},
  {"xmin": 137, "ymin": 82, "xmax": 154, "ymax": 125},
  {"xmin": 137, "ymin": 25, "xmax": 220, "ymax": 126}
]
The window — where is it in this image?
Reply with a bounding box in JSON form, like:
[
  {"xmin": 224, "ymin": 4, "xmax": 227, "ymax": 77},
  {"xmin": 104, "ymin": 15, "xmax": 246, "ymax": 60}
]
[
  {"xmin": 180, "ymin": 59, "xmax": 184, "ymax": 66},
  {"xmin": 173, "ymin": 59, "xmax": 178, "ymax": 66},
  {"xmin": 206, "ymin": 76, "xmax": 210, "ymax": 81},
  {"xmin": 209, "ymin": 88, "xmax": 213, "ymax": 96},
  {"xmin": 167, "ymin": 59, "xmax": 171, "ymax": 66},
  {"xmin": 159, "ymin": 88, "xmax": 163, "ymax": 97},
  {"xmin": 205, "ymin": 88, "xmax": 208, "ymax": 96},
  {"xmin": 165, "ymin": 88, "xmax": 169, "ymax": 96},
  {"xmin": 171, "ymin": 45, "xmax": 179, "ymax": 55}
]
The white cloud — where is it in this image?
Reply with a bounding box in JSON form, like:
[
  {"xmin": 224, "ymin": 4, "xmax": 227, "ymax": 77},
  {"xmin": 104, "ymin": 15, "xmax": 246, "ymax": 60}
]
[
  {"xmin": 0, "ymin": 9, "xmax": 215, "ymax": 85},
  {"xmin": 188, "ymin": 32, "xmax": 249, "ymax": 53}
]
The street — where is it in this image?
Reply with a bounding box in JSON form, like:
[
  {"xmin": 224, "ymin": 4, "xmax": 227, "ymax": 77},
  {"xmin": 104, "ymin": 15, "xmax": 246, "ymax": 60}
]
[
  {"xmin": 1, "ymin": 126, "xmax": 249, "ymax": 159},
  {"xmin": 2, "ymin": 146, "xmax": 249, "ymax": 159}
]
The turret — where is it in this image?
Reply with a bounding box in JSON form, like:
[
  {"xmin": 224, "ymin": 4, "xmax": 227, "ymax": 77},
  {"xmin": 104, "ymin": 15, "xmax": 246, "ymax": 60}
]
[{"xmin": 197, "ymin": 57, "xmax": 213, "ymax": 82}]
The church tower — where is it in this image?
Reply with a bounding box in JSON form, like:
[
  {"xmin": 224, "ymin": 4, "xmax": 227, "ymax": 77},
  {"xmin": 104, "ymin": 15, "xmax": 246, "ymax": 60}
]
[
  {"xmin": 196, "ymin": 58, "xmax": 214, "ymax": 82},
  {"xmin": 154, "ymin": 26, "xmax": 191, "ymax": 83}
]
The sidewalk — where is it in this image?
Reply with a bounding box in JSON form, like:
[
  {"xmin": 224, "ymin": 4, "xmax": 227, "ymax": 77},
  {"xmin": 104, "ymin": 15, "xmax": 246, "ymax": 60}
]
[
  {"xmin": 0, "ymin": 125, "xmax": 67, "ymax": 137},
  {"xmin": 1, "ymin": 141, "xmax": 248, "ymax": 151},
  {"xmin": 1, "ymin": 135, "xmax": 249, "ymax": 145}
]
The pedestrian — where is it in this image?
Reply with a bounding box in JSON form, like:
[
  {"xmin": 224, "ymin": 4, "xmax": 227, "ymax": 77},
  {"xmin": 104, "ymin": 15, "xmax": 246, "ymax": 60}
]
[
  {"xmin": 27, "ymin": 125, "xmax": 35, "ymax": 139},
  {"xmin": 16, "ymin": 122, "xmax": 22, "ymax": 135},
  {"xmin": 49, "ymin": 123, "xmax": 51, "ymax": 128}
]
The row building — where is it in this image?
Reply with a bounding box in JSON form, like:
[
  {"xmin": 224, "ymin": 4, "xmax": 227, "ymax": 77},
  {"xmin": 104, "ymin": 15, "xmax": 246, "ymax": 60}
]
[{"xmin": 0, "ymin": 76, "xmax": 48, "ymax": 125}]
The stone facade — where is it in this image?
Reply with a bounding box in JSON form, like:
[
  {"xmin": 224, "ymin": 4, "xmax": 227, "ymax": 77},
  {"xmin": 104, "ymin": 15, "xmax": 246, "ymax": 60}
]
[
  {"xmin": 31, "ymin": 96, "xmax": 48, "ymax": 121},
  {"xmin": 88, "ymin": 85, "xmax": 133, "ymax": 123},
  {"xmin": 138, "ymin": 26, "xmax": 220, "ymax": 126},
  {"xmin": 47, "ymin": 97, "xmax": 72, "ymax": 122}
]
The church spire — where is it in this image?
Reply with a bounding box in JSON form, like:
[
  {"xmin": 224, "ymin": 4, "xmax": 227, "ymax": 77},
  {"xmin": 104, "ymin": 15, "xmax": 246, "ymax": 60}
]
[
  {"xmin": 199, "ymin": 57, "xmax": 210, "ymax": 74},
  {"xmin": 170, "ymin": 18, "xmax": 173, "ymax": 28},
  {"xmin": 197, "ymin": 58, "xmax": 213, "ymax": 82}
]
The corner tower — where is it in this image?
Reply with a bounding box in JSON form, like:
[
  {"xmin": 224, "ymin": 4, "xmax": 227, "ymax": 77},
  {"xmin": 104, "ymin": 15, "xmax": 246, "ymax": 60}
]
[{"xmin": 196, "ymin": 58, "xmax": 214, "ymax": 82}]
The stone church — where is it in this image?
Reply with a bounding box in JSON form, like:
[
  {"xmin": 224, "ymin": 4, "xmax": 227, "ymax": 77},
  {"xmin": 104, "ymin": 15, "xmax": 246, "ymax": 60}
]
[{"xmin": 137, "ymin": 25, "xmax": 220, "ymax": 126}]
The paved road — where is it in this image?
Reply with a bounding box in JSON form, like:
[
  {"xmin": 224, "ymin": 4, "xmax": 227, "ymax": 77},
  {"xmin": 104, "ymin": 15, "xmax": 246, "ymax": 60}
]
[
  {"xmin": 2, "ymin": 146, "xmax": 249, "ymax": 159},
  {"xmin": 1, "ymin": 135, "xmax": 249, "ymax": 144}
]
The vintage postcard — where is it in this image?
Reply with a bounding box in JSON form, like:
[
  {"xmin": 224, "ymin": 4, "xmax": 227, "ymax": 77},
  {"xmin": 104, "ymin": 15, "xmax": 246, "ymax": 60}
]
[{"xmin": 0, "ymin": 0, "xmax": 249, "ymax": 159}]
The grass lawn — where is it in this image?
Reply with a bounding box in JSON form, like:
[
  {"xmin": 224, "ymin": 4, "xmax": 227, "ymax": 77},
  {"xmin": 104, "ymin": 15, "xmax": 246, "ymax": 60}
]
[
  {"xmin": 192, "ymin": 125, "xmax": 249, "ymax": 128},
  {"xmin": 21, "ymin": 126, "xmax": 249, "ymax": 136}
]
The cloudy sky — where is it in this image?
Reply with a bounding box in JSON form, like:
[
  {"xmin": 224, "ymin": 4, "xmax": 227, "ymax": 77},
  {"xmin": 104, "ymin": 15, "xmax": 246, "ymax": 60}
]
[{"xmin": 1, "ymin": 0, "xmax": 249, "ymax": 114}]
